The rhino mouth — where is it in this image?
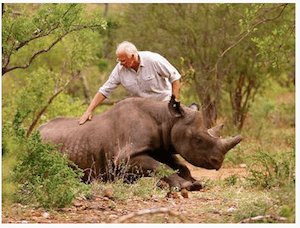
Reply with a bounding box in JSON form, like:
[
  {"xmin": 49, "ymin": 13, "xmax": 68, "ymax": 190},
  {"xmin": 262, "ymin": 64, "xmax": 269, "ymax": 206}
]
[{"xmin": 183, "ymin": 156, "xmax": 222, "ymax": 170}]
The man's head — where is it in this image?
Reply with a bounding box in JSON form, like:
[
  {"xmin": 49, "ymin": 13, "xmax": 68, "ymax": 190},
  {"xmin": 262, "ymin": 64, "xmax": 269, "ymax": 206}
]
[{"xmin": 116, "ymin": 41, "xmax": 139, "ymax": 68}]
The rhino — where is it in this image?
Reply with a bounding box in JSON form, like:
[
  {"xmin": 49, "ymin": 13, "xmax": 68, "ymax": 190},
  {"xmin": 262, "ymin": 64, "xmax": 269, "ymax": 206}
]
[{"xmin": 39, "ymin": 96, "xmax": 242, "ymax": 191}]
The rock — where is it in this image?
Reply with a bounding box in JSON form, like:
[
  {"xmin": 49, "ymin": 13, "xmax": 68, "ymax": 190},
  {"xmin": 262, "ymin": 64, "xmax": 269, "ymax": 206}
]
[
  {"xmin": 227, "ymin": 206, "xmax": 237, "ymax": 213},
  {"xmin": 103, "ymin": 188, "xmax": 113, "ymax": 199},
  {"xmin": 157, "ymin": 180, "xmax": 169, "ymax": 189},
  {"xmin": 166, "ymin": 191, "xmax": 180, "ymax": 199},
  {"xmin": 42, "ymin": 212, "xmax": 50, "ymax": 219},
  {"xmin": 239, "ymin": 163, "xmax": 247, "ymax": 168},
  {"xmin": 181, "ymin": 189, "xmax": 189, "ymax": 198},
  {"xmin": 73, "ymin": 201, "xmax": 84, "ymax": 207}
]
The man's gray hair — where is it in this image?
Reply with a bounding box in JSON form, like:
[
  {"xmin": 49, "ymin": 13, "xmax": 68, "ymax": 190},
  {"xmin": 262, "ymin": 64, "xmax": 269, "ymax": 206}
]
[{"xmin": 116, "ymin": 41, "xmax": 138, "ymax": 57}]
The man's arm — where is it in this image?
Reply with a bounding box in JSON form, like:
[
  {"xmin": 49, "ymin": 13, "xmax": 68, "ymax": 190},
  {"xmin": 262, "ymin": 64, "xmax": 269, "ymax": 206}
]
[
  {"xmin": 78, "ymin": 92, "xmax": 106, "ymax": 125},
  {"xmin": 79, "ymin": 64, "xmax": 121, "ymax": 125},
  {"xmin": 152, "ymin": 54, "xmax": 181, "ymax": 100},
  {"xmin": 172, "ymin": 80, "xmax": 181, "ymax": 100}
]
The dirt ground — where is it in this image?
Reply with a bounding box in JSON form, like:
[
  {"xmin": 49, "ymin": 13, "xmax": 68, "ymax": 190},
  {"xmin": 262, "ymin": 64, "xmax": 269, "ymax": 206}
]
[{"xmin": 2, "ymin": 166, "xmax": 249, "ymax": 224}]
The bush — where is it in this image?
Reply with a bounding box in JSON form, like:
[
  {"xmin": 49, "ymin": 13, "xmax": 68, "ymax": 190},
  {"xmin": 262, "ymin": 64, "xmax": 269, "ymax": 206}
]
[
  {"xmin": 246, "ymin": 148, "xmax": 295, "ymax": 189},
  {"xmin": 11, "ymin": 127, "xmax": 87, "ymax": 209},
  {"xmin": 224, "ymin": 174, "xmax": 238, "ymax": 186}
]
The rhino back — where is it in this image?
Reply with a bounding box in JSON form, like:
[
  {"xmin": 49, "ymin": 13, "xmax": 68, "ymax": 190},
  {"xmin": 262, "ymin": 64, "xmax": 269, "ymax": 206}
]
[
  {"xmin": 39, "ymin": 115, "xmax": 115, "ymax": 169},
  {"xmin": 39, "ymin": 99, "xmax": 167, "ymax": 170}
]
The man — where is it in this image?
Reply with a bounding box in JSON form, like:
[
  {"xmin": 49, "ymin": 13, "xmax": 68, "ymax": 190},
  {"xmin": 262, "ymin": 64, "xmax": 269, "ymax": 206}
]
[{"xmin": 79, "ymin": 41, "xmax": 181, "ymax": 125}]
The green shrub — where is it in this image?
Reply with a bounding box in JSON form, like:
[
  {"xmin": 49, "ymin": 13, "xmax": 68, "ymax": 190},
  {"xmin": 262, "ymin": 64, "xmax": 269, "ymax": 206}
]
[
  {"xmin": 12, "ymin": 129, "xmax": 87, "ymax": 208},
  {"xmin": 246, "ymin": 148, "xmax": 295, "ymax": 189},
  {"xmin": 224, "ymin": 174, "xmax": 238, "ymax": 186},
  {"xmin": 2, "ymin": 112, "xmax": 31, "ymax": 205},
  {"xmin": 233, "ymin": 199, "xmax": 272, "ymax": 223},
  {"xmin": 274, "ymin": 185, "xmax": 295, "ymax": 222}
]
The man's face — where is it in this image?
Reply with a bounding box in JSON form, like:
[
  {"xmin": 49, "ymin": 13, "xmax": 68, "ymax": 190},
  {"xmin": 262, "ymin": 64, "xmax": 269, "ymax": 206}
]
[{"xmin": 116, "ymin": 52, "xmax": 135, "ymax": 69}]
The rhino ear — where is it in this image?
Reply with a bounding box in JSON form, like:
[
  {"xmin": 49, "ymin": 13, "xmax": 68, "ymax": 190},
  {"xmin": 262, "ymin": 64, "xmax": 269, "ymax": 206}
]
[
  {"xmin": 189, "ymin": 103, "xmax": 199, "ymax": 111},
  {"xmin": 168, "ymin": 95, "xmax": 184, "ymax": 118}
]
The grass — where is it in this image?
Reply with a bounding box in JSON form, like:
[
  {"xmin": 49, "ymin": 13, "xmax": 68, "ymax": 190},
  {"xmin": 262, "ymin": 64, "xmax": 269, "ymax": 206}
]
[
  {"xmin": 213, "ymin": 81, "xmax": 295, "ymax": 223},
  {"xmin": 88, "ymin": 163, "xmax": 175, "ymax": 201},
  {"xmin": 89, "ymin": 177, "xmax": 168, "ymax": 201},
  {"xmin": 189, "ymin": 180, "xmax": 294, "ymax": 223}
]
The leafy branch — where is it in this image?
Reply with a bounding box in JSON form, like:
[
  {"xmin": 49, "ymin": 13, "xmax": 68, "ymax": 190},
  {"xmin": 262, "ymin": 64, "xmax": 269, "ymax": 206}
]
[
  {"xmin": 14, "ymin": 4, "xmax": 75, "ymax": 52},
  {"xmin": 213, "ymin": 4, "xmax": 288, "ymax": 76},
  {"xmin": 26, "ymin": 70, "xmax": 81, "ymax": 137},
  {"xmin": 2, "ymin": 4, "xmax": 107, "ymax": 76}
]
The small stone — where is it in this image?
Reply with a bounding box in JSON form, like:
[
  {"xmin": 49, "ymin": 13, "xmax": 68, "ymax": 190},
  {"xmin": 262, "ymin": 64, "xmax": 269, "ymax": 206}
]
[
  {"xmin": 166, "ymin": 191, "xmax": 180, "ymax": 199},
  {"xmin": 181, "ymin": 189, "xmax": 189, "ymax": 198},
  {"xmin": 73, "ymin": 201, "xmax": 84, "ymax": 207},
  {"xmin": 157, "ymin": 180, "xmax": 169, "ymax": 189},
  {"xmin": 108, "ymin": 214, "xmax": 118, "ymax": 219},
  {"xmin": 103, "ymin": 188, "xmax": 113, "ymax": 199},
  {"xmin": 227, "ymin": 206, "xmax": 236, "ymax": 213},
  {"xmin": 42, "ymin": 212, "xmax": 50, "ymax": 219},
  {"xmin": 239, "ymin": 163, "xmax": 247, "ymax": 168}
]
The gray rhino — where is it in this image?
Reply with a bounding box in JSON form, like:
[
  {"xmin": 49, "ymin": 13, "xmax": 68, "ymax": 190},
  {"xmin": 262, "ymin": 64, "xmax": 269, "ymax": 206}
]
[{"xmin": 39, "ymin": 96, "xmax": 242, "ymax": 191}]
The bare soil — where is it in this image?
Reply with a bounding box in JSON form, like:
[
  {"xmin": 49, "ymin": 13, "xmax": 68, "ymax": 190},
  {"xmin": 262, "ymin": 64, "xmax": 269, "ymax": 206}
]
[{"xmin": 2, "ymin": 166, "xmax": 249, "ymax": 224}]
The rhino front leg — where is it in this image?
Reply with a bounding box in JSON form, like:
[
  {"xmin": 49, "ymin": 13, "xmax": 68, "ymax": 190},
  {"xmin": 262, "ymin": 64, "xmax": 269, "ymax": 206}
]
[
  {"xmin": 128, "ymin": 154, "xmax": 199, "ymax": 191},
  {"xmin": 165, "ymin": 155, "xmax": 203, "ymax": 191},
  {"xmin": 165, "ymin": 155, "xmax": 196, "ymax": 181}
]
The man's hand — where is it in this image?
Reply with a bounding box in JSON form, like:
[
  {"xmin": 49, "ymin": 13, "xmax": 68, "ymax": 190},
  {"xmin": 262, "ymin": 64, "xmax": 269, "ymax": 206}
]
[
  {"xmin": 78, "ymin": 92, "xmax": 106, "ymax": 125},
  {"xmin": 79, "ymin": 111, "xmax": 93, "ymax": 125}
]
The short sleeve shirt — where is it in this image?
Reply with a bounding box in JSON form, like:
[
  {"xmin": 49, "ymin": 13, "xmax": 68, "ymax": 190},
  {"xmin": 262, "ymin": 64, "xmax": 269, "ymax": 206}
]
[{"xmin": 99, "ymin": 51, "xmax": 181, "ymax": 101}]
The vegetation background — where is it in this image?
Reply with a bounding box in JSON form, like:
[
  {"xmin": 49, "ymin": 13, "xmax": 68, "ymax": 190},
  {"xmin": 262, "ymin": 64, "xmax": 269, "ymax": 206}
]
[{"xmin": 2, "ymin": 3, "xmax": 295, "ymax": 223}]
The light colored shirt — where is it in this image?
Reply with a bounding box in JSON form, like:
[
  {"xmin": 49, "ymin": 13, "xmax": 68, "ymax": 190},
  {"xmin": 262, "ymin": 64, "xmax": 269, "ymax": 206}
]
[{"xmin": 99, "ymin": 51, "xmax": 181, "ymax": 101}]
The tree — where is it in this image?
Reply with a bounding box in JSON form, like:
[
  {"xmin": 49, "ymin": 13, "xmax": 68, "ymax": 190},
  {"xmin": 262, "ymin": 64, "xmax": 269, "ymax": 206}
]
[
  {"xmin": 2, "ymin": 3, "xmax": 109, "ymax": 135},
  {"xmin": 2, "ymin": 3, "xmax": 107, "ymax": 75},
  {"xmin": 114, "ymin": 3, "xmax": 294, "ymax": 129},
  {"xmin": 222, "ymin": 4, "xmax": 295, "ymax": 130},
  {"xmin": 2, "ymin": 3, "xmax": 114, "ymax": 208}
]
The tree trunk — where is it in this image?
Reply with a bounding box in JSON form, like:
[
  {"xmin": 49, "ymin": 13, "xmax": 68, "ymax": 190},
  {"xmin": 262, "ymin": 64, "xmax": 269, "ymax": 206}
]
[
  {"xmin": 229, "ymin": 73, "xmax": 255, "ymax": 131},
  {"xmin": 103, "ymin": 3, "xmax": 109, "ymax": 17},
  {"xmin": 194, "ymin": 70, "xmax": 218, "ymax": 129},
  {"xmin": 80, "ymin": 73, "xmax": 91, "ymax": 104},
  {"xmin": 201, "ymin": 94, "xmax": 217, "ymax": 128}
]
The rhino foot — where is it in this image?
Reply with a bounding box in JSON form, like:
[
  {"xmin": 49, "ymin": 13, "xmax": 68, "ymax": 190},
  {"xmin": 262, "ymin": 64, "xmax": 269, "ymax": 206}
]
[
  {"xmin": 161, "ymin": 175, "xmax": 203, "ymax": 192},
  {"xmin": 185, "ymin": 181, "xmax": 203, "ymax": 191},
  {"xmin": 180, "ymin": 180, "xmax": 203, "ymax": 191}
]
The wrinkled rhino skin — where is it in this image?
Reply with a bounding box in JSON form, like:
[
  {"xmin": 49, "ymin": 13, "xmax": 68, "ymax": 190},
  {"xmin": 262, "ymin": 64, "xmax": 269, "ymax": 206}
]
[{"xmin": 39, "ymin": 96, "xmax": 242, "ymax": 191}]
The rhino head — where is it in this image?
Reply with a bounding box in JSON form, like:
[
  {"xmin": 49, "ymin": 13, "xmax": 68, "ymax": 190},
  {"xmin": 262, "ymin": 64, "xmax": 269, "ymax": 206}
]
[{"xmin": 168, "ymin": 96, "xmax": 242, "ymax": 170}]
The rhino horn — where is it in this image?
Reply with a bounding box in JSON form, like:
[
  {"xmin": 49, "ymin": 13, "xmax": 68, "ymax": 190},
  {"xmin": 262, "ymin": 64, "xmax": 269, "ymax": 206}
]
[
  {"xmin": 208, "ymin": 123, "xmax": 224, "ymax": 138},
  {"xmin": 221, "ymin": 135, "xmax": 243, "ymax": 153}
]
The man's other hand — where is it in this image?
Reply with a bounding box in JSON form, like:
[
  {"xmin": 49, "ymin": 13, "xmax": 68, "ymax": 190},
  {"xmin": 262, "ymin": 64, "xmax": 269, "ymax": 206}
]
[{"xmin": 79, "ymin": 111, "xmax": 93, "ymax": 125}]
